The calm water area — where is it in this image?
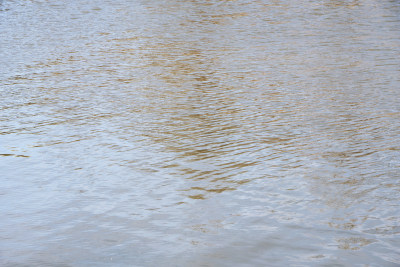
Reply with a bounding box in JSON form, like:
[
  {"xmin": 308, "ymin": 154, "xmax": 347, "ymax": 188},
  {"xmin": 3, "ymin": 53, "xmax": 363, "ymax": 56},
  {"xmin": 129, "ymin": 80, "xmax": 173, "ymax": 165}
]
[{"xmin": 1, "ymin": 0, "xmax": 400, "ymax": 266}]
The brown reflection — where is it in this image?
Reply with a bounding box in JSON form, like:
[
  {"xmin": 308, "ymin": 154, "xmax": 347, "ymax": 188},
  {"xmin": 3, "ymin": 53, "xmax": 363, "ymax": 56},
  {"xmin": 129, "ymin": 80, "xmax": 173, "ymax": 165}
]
[
  {"xmin": 337, "ymin": 237, "xmax": 375, "ymax": 251},
  {"xmin": 323, "ymin": 0, "xmax": 360, "ymax": 8},
  {"xmin": 0, "ymin": 153, "xmax": 29, "ymax": 158},
  {"xmin": 135, "ymin": 1, "xmax": 259, "ymax": 199}
]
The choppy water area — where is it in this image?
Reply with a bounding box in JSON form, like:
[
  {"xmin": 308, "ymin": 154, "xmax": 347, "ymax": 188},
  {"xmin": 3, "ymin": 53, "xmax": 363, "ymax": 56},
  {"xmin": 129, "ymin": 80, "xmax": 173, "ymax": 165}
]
[{"xmin": 1, "ymin": 0, "xmax": 400, "ymax": 265}]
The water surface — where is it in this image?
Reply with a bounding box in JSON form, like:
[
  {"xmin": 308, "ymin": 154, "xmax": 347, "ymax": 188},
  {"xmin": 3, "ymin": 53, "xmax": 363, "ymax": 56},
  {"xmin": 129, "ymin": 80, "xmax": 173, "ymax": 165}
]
[{"xmin": 1, "ymin": 0, "xmax": 400, "ymax": 266}]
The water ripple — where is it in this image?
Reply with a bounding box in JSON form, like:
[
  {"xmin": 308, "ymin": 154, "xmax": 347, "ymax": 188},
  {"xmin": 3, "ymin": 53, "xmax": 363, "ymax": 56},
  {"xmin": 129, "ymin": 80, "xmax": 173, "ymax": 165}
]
[{"xmin": 1, "ymin": 0, "xmax": 400, "ymax": 266}]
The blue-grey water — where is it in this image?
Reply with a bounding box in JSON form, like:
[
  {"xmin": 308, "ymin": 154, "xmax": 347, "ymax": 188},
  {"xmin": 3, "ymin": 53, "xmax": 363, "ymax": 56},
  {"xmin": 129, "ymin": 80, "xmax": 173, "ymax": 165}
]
[{"xmin": 1, "ymin": 0, "xmax": 400, "ymax": 266}]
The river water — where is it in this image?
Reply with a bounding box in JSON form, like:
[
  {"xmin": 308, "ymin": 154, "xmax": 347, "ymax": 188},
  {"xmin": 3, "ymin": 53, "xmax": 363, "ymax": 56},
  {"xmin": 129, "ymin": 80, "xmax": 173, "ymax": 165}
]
[{"xmin": 1, "ymin": 0, "xmax": 400, "ymax": 266}]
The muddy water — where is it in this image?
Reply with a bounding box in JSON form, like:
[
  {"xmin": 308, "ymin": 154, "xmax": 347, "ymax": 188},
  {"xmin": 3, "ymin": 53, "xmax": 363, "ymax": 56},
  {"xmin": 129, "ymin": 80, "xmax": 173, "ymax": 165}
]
[{"xmin": 1, "ymin": 0, "xmax": 400, "ymax": 266}]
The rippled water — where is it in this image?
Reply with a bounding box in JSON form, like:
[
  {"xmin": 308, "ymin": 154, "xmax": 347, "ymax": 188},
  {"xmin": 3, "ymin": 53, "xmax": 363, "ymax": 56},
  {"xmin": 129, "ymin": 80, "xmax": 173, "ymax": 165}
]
[{"xmin": 1, "ymin": 0, "xmax": 400, "ymax": 266}]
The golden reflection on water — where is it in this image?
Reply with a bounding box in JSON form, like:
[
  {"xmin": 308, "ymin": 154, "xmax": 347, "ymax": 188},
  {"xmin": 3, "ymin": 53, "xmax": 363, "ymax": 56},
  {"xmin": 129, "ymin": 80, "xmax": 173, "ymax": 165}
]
[{"xmin": 1, "ymin": 0, "xmax": 400, "ymax": 265}]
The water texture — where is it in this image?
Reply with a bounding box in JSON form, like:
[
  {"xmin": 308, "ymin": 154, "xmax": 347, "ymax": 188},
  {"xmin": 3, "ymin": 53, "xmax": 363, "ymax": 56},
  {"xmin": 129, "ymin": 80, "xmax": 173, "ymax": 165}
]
[{"xmin": 1, "ymin": 0, "xmax": 400, "ymax": 266}]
